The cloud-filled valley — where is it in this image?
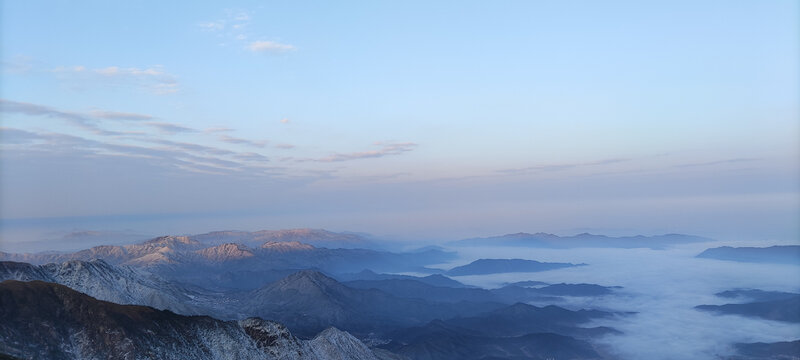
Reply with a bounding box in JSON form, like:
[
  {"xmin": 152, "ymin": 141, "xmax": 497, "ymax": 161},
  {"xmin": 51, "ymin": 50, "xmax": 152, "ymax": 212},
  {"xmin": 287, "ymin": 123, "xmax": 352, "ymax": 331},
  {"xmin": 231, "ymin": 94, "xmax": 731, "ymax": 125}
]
[{"xmin": 1, "ymin": 229, "xmax": 797, "ymax": 359}]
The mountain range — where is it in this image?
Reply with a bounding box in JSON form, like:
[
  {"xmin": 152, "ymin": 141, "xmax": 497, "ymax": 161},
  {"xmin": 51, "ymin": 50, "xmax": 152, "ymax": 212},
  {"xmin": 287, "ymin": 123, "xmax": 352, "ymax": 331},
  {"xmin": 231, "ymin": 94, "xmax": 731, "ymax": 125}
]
[
  {"xmin": 0, "ymin": 229, "xmax": 683, "ymax": 359},
  {"xmin": 452, "ymin": 232, "xmax": 710, "ymax": 249},
  {"xmin": 0, "ymin": 232, "xmax": 457, "ymax": 291}
]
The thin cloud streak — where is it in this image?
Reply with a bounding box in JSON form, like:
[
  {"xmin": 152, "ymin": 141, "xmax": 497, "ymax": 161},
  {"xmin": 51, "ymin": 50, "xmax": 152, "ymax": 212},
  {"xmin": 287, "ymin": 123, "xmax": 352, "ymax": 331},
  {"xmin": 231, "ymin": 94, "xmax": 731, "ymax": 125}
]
[
  {"xmin": 315, "ymin": 142, "xmax": 418, "ymax": 162},
  {"xmin": 498, "ymin": 158, "xmax": 631, "ymax": 175},
  {"xmin": 145, "ymin": 121, "xmax": 198, "ymax": 135},
  {"xmin": 89, "ymin": 110, "xmax": 154, "ymax": 121},
  {"xmin": 0, "ymin": 99, "xmax": 194, "ymax": 137},
  {"xmin": 51, "ymin": 65, "xmax": 179, "ymax": 95},
  {"xmin": 2, "ymin": 127, "xmax": 275, "ymax": 177},
  {"xmin": 674, "ymin": 158, "xmax": 759, "ymax": 168},
  {"xmin": 248, "ymin": 40, "xmax": 296, "ymax": 53},
  {"xmin": 204, "ymin": 127, "xmax": 235, "ymax": 133},
  {"xmin": 218, "ymin": 134, "xmax": 267, "ymax": 148},
  {"xmin": 1, "ymin": 99, "xmax": 125, "ymax": 136}
]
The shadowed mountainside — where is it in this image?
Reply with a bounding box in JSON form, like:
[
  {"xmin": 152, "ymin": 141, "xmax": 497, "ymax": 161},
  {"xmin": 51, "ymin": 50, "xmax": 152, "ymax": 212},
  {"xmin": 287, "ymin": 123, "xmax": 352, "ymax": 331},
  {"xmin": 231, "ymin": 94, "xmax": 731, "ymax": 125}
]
[
  {"xmin": 240, "ymin": 270, "xmax": 505, "ymax": 338},
  {"xmin": 0, "ymin": 280, "xmax": 386, "ymax": 360}
]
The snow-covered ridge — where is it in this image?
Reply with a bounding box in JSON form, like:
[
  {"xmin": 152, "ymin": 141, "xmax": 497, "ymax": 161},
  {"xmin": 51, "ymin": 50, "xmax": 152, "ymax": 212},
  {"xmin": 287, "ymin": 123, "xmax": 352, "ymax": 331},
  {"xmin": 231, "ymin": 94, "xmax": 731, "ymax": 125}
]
[
  {"xmin": 1, "ymin": 259, "xmax": 199, "ymax": 315},
  {"xmin": 262, "ymin": 241, "xmax": 315, "ymax": 252},
  {"xmin": 195, "ymin": 243, "xmax": 255, "ymax": 261}
]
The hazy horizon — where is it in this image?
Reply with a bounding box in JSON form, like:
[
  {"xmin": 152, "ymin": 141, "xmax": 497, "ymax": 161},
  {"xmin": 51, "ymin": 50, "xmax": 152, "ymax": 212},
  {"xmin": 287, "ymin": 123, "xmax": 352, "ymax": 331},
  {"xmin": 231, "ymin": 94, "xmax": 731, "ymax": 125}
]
[{"xmin": 2, "ymin": 1, "xmax": 799, "ymax": 250}]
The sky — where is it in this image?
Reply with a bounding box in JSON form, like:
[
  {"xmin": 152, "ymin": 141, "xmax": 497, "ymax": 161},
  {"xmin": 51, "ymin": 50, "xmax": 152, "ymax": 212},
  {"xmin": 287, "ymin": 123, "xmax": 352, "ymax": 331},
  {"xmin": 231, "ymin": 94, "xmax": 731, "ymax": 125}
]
[{"xmin": 1, "ymin": 0, "xmax": 798, "ymax": 250}]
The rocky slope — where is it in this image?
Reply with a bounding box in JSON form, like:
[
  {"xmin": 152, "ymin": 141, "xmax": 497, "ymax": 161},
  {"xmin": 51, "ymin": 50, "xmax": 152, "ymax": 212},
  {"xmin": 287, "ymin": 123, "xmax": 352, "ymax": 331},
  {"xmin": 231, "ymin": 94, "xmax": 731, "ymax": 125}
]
[{"xmin": 0, "ymin": 280, "xmax": 384, "ymax": 360}]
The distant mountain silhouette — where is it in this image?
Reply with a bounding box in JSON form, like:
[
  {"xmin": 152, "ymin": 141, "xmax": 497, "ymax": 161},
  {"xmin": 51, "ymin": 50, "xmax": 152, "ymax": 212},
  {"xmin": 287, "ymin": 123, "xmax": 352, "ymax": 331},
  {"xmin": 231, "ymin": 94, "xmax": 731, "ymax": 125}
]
[
  {"xmin": 452, "ymin": 232, "xmax": 710, "ymax": 249},
  {"xmin": 345, "ymin": 278, "xmax": 618, "ymax": 303},
  {"xmin": 336, "ymin": 269, "xmax": 472, "ymax": 288},
  {"xmin": 446, "ymin": 258, "xmax": 581, "ymax": 276},
  {"xmin": 190, "ymin": 228, "xmax": 377, "ymax": 249},
  {"xmin": 696, "ymin": 245, "xmax": 800, "ymax": 265},
  {"xmin": 732, "ymin": 340, "xmax": 800, "ymax": 360},
  {"xmin": 696, "ymin": 289, "xmax": 800, "ymax": 323},
  {"xmin": 381, "ymin": 316, "xmax": 605, "ymax": 360}
]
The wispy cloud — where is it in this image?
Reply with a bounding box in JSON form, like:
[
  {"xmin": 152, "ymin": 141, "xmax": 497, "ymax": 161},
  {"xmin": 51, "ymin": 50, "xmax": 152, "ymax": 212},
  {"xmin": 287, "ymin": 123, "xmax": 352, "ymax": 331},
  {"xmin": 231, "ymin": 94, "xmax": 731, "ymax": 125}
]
[
  {"xmin": 1, "ymin": 99, "xmax": 168, "ymax": 136},
  {"xmin": 0, "ymin": 127, "xmax": 43, "ymax": 144},
  {"xmin": 218, "ymin": 134, "xmax": 267, "ymax": 148},
  {"xmin": 1, "ymin": 99, "xmax": 124, "ymax": 136},
  {"xmin": 200, "ymin": 10, "xmax": 295, "ymax": 54},
  {"xmin": 2, "ymin": 127, "xmax": 278, "ymax": 177},
  {"xmin": 204, "ymin": 127, "xmax": 234, "ymax": 133},
  {"xmin": 89, "ymin": 110, "xmax": 153, "ymax": 121},
  {"xmin": 315, "ymin": 142, "xmax": 418, "ymax": 162},
  {"xmin": 498, "ymin": 158, "xmax": 630, "ymax": 175},
  {"xmin": 280, "ymin": 118, "xmax": 290, "ymax": 124},
  {"xmin": 1, "ymin": 55, "xmax": 34, "ymax": 74},
  {"xmin": 674, "ymin": 158, "xmax": 759, "ymax": 168},
  {"xmin": 233, "ymin": 152, "xmax": 270, "ymax": 162},
  {"xmin": 146, "ymin": 139, "xmax": 235, "ymax": 156},
  {"xmin": 145, "ymin": 122, "xmax": 198, "ymax": 135},
  {"xmin": 198, "ymin": 10, "xmax": 250, "ymax": 32},
  {"xmin": 248, "ymin": 41, "xmax": 296, "ymax": 53},
  {"xmin": 52, "ymin": 65, "xmax": 179, "ymax": 95},
  {"xmin": 198, "ymin": 21, "xmax": 225, "ymax": 31}
]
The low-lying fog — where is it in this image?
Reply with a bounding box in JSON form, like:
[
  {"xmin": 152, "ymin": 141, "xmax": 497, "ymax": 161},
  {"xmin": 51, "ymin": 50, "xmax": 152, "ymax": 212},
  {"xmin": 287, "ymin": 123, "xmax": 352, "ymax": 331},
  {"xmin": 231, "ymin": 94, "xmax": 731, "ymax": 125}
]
[{"xmin": 431, "ymin": 242, "xmax": 800, "ymax": 360}]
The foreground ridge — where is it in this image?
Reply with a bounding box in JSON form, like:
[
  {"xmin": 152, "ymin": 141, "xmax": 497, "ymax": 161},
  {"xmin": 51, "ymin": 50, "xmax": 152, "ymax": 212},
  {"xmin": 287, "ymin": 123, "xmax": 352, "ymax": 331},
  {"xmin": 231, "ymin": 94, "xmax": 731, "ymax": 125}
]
[{"xmin": 0, "ymin": 280, "xmax": 383, "ymax": 360}]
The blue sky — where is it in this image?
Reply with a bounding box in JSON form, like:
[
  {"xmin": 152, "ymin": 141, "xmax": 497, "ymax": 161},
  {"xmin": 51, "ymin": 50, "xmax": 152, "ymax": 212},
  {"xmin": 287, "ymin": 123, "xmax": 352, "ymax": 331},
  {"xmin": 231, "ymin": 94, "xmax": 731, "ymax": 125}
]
[{"xmin": 1, "ymin": 1, "xmax": 798, "ymax": 249}]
